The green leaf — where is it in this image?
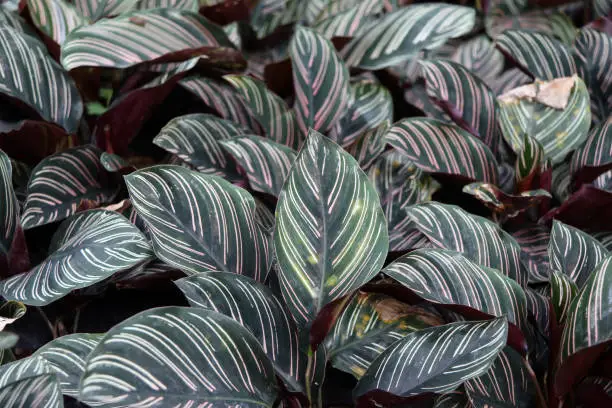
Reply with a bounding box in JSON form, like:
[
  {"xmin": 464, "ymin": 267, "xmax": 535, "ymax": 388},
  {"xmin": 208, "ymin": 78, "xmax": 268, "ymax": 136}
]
[
  {"xmin": 0, "ymin": 150, "xmax": 21, "ymax": 271},
  {"xmin": 329, "ymin": 80, "xmax": 393, "ymax": 148},
  {"xmin": 250, "ymin": 0, "xmax": 302, "ymax": 39},
  {"xmin": 35, "ymin": 333, "xmax": 103, "ymax": 397},
  {"xmin": 74, "ymin": 0, "xmax": 139, "ymax": 20},
  {"xmin": 289, "ymin": 26, "xmax": 350, "ymax": 135},
  {"xmin": 434, "ymin": 392, "xmax": 472, "ymax": 407},
  {"xmin": 464, "ymin": 346, "xmax": 536, "ymax": 408},
  {"xmin": 549, "ymin": 220, "xmax": 609, "ymax": 288},
  {"xmin": 515, "ymin": 134, "xmax": 547, "ymax": 192},
  {"xmin": 153, "ymin": 113, "xmax": 246, "ymax": 181},
  {"xmin": 341, "ymin": 4, "xmax": 476, "ymax": 69},
  {"xmin": 348, "ymin": 120, "xmax": 389, "ymax": 170},
  {"xmin": 384, "ymin": 249, "xmax": 528, "ymax": 327},
  {"xmin": 0, "ymin": 301, "xmax": 26, "ymax": 331},
  {"xmin": 512, "ymin": 225, "xmax": 551, "ymax": 283},
  {"xmin": 0, "ymin": 7, "xmax": 37, "ymax": 35},
  {"xmin": 420, "ymin": 59, "xmax": 500, "ymax": 153},
  {"xmin": 451, "ymin": 35, "xmax": 504, "ymax": 86},
  {"xmin": 0, "ymin": 27, "xmax": 83, "ymax": 133},
  {"xmin": 224, "ymin": 75, "xmax": 301, "ymax": 149},
  {"xmin": 125, "ymin": 166, "xmax": 272, "ymax": 281},
  {"xmin": 21, "ymin": 145, "xmax": 117, "ymax": 229},
  {"xmin": 0, "ymin": 210, "xmax": 152, "ymax": 306},
  {"xmin": 312, "ymin": 0, "xmax": 382, "ymax": 39},
  {"xmin": 179, "ymin": 76, "xmax": 262, "ymax": 133},
  {"xmin": 0, "ymin": 332, "xmax": 18, "ymax": 350},
  {"xmin": 80, "ymin": 306, "xmax": 279, "ymax": 407},
  {"xmin": 0, "ymin": 374, "xmax": 62, "ymax": 408},
  {"xmin": 386, "ymin": 117, "xmax": 499, "ymax": 184},
  {"xmin": 353, "ymin": 318, "xmax": 508, "ymax": 400},
  {"xmin": 61, "ymin": 8, "xmax": 236, "ymax": 70},
  {"xmin": 0, "ymin": 356, "xmax": 54, "ymax": 388},
  {"xmin": 100, "ymin": 152, "xmax": 130, "ymax": 173},
  {"xmin": 175, "ymin": 271, "xmax": 307, "ymax": 393},
  {"xmin": 556, "ymin": 256, "xmax": 612, "ymax": 395},
  {"xmin": 27, "ymin": 0, "xmax": 89, "ymax": 45},
  {"xmin": 407, "ymin": 202, "xmax": 527, "ymax": 287},
  {"xmin": 274, "ymin": 129, "xmax": 388, "ymax": 327},
  {"xmin": 550, "ymin": 271, "xmax": 578, "ymax": 324},
  {"xmin": 574, "ymin": 28, "xmax": 612, "ymax": 122},
  {"xmin": 220, "ymin": 135, "xmax": 296, "ymax": 197},
  {"xmin": 369, "ymin": 151, "xmax": 437, "ymax": 251},
  {"xmin": 498, "ymin": 75, "xmax": 591, "ymax": 165},
  {"xmin": 571, "ymin": 117, "xmax": 612, "ymax": 178},
  {"xmin": 495, "ymin": 30, "xmax": 577, "ymax": 80},
  {"xmin": 324, "ymin": 292, "xmax": 443, "ymax": 379}
]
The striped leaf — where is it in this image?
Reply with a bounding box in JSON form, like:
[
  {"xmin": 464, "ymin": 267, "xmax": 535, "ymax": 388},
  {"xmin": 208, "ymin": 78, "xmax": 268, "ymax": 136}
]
[
  {"xmin": 0, "ymin": 8, "xmax": 35, "ymax": 35},
  {"xmin": 74, "ymin": 0, "xmax": 138, "ymax": 20},
  {"xmin": 0, "ymin": 301, "xmax": 26, "ymax": 331},
  {"xmin": 462, "ymin": 182, "xmax": 550, "ymax": 219},
  {"xmin": 0, "ymin": 374, "xmax": 62, "ymax": 408},
  {"xmin": 571, "ymin": 117, "xmax": 612, "ymax": 183},
  {"xmin": 250, "ymin": 0, "xmax": 301, "ymax": 39},
  {"xmin": 407, "ymin": 202, "xmax": 527, "ymax": 287},
  {"xmin": 179, "ymin": 76, "xmax": 262, "ymax": 133},
  {"xmin": 574, "ymin": 28, "xmax": 612, "ymax": 122},
  {"xmin": 21, "ymin": 145, "xmax": 116, "ymax": 229},
  {"xmin": 434, "ymin": 392, "xmax": 472, "ymax": 408},
  {"xmin": 511, "ymin": 225, "xmax": 550, "ymax": 283},
  {"xmin": 384, "ymin": 249, "xmax": 528, "ymax": 328},
  {"xmin": 224, "ymin": 75, "xmax": 300, "ymax": 149},
  {"xmin": 0, "ymin": 150, "xmax": 24, "ymax": 275},
  {"xmin": 153, "ymin": 113, "xmax": 246, "ymax": 181},
  {"xmin": 420, "ymin": 60, "xmax": 499, "ymax": 153},
  {"xmin": 99, "ymin": 152, "xmax": 131, "ymax": 173},
  {"xmin": 220, "ymin": 135, "xmax": 296, "ymax": 197},
  {"xmin": 61, "ymin": 8, "xmax": 236, "ymax": 70},
  {"xmin": 495, "ymin": 30, "xmax": 577, "ymax": 80},
  {"xmin": 451, "ymin": 35, "xmax": 504, "ymax": 86},
  {"xmin": 329, "ymin": 80, "xmax": 393, "ymax": 148},
  {"xmin": 0, "ymin": 356, "xmax": 53, "ymax": 387},
  {"xmin": 80, "ymin": 307, "xmax": 279, "ymax": 407},
  {"xmin": 290, "ymin": 26, "xmax": 350, "ymax": 136},
  {"xmin": 35, "ymin": 333, "xmax": 103, "ymax": 397},
  {"xmin": 348, "ymin": 121, "xmax": 389, "ymax": 170},
  {"xmin": 385, "ymin": 118, "xmax": 499, "ymax": 184},
  {"xmin": 556, "ymin": 256, "xmax": 612, "ymax": 396},
  {"xmin": 551, "ymin": 161, "xmax": 571, "ymax": 202},
  {"xmin": 325, "ymin": 292, "xmax": 443, "ymax": 379},
  {"xmin": 369, "ymin": 151, "xmax": 438, "ymax": 252},
  {"xmin": 137, "ymin": 0, "xmax": 197, "ymax": 10},
  {"xmin": 525, "ymin": 287, "xmax": 551, "ymax": 338},
  {"xmin": 550, "ymin": 270, "xmax": 578, "ymax": 323},
  {"xmin": 464, "ymin": 346, "xmax": 536, "ymax": 407},
  {"xmin": 0, "ymin": 27, "xmax": 83, "ymax": 133},
  {"xmin": 254, "ymin": 198, "xmax": 275, "ymax": 233},
  {"xmin": 175, "ymin": 271, "xmax": 307, "ymax": 393},
  {"xmin": 274, "ymin": 129, "xmax": 388, "ymax": 327},
  {"xmin": 125, "ymin": 166, "xmax": 272, "ymax": 281},
  {"xmin": 491, "ymin": 68, "xmax": 531, "ymax": 96},
  {"xmin": 498, "ymin": 76, "xmax": 591, "ymax": 165},
  {"xmin": 549, "ymin": 220, "xmax": 609, "ymax": 288},
  {"xmin": 112, "ymin": 259, "xmax": 184, "ymax": 289},
  {"xmin": 353, "ymin": 318, "xmax": 508, "ymax": 400},
  {"xmin": 27, "ymin": 0, "xmax": 88, "ymax": 45},
  {"xmin": 312, "ymin": 0, "xmax": 382, "ymax": 39},
  {"xmin": 0, "ymin": 210, "xmax": 153, "ymax": 306},
  {"xmin": 341, "ymin": 4, "xmax": 476, "ymax": 69},
  {"xmin": 515, "ymin": 134, "xmax": 547, "ymax": 193}
]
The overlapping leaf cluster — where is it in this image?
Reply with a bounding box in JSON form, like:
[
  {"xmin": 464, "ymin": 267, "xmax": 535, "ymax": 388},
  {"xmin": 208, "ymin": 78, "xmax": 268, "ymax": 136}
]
[{"xmin": 0, "ymin": 0, "xmax": 610, "ymax": 407}]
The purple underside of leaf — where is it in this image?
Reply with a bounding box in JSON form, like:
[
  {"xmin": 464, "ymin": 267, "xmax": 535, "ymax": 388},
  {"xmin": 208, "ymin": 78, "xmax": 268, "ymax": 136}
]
[
  {"xmin": 541, "ymin": 185, "xmax": 612, "ymax": 231},
  {"xmin": 555, "ymin": 341, "xmax": 611, "ymax": 397},
  {"xmin": 572, "ymin": 163, "xmax": 612, "ymax": 189},
  {"xmin": 0, "ymin": 120, "xmax": 71, "ymax": 164}
]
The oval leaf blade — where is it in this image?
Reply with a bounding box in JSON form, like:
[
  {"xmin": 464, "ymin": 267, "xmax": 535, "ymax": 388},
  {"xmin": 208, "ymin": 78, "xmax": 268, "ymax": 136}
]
[
  {"xmin": 125, "ymin": 165, "xmax": 272, "ymax": 281},
  {"xmin": 274, "ymin": 129, "xmax": 388, "ymax": 327},
  {"xmin": 407, "ymin": 202, "xmax": 527, "ymax": 287},
  {"xmin": 61, "ymin": 8, "xmax": 236, "ymax": 70},
  {"xmin": 341, "ymin": 4, "xmax": 476, "ymax": 69},
  {"xmin": 386, "ymin": 117, "xmax": 499, "ymax": 184},
  {"xmin": 289, "ymin": 26, "xmax": 350, "ymax": 136},
  {"xmin": 0, "ymin": 210, "xmax": 153, "ymax": 306},
  {"xmin": 0, "ymin": 374, "xmax": 62, "ymax": 408},
  {"xmin": 21, "ymin": 145, "xmax": 116, "ymax": 229},
  {"xmin": 354, "ymin": 318, "xmax": 508, "ymax": 400},
  {"xmin": 80, "ymin": 307, "xmax": 278, "ymax": 407},
  {"xmin": 175, "ymin": 271, "xmax": 306, "ymax": 393}
]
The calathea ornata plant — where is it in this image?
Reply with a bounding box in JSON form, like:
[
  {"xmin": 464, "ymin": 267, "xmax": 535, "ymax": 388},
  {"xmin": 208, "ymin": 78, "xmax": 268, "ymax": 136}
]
[{"xmin": 0, "ymin": 0, "xmax": 611, "ymax": 407}]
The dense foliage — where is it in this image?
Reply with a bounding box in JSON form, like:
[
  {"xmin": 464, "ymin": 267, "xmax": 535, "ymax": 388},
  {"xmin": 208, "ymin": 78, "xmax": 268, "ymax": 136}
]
[{"xmin": 0, "ymin": 0, "xmax": 610, "ymax": 407}]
